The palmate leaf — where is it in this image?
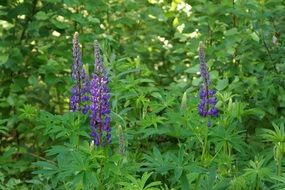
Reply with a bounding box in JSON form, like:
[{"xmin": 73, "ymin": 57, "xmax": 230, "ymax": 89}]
[
  {"xmin": 169, "ymin": 148, "xmax": 189, "ymax": 183},
  {"xmin": 138, "ymin": 126, "xmax": 171, "ymax": 139},
  {"xmin": 117, "ymin": 68, "xmax": 141, "ymax": 78},
  {"xmin": 139, "ymin": 114, "xmax": 166, "ymax": 128},
  {"xmin": 180, "ymin": 172, "xmax": 190, "ymax": 190},
  {"xmin": 229, "ymin": 176, "xmax": 247, "ymax": 190},
  {"xmin": 46, "ymin": 145, "xmax": 69, "ymax": 156},
  {"xmin": 70, "ymin": 170, "xmax": 99, "ymax": 190},
  {"xmin": 141, "ymin": 172, "xmax": 154, "ymax": 188},
  {"xmin": 271, "ymin": 174, "xmax": 285, "ymax": 189},
  {"xmin": 201, "ymin": 167, "xmax": 217, "ymax": 190},
  {"xmin": 18, "ymin": 104, "xmax": 38, "ymax": 120},
  {"xmin": 144, "ymin": 181, "xmax": 162, "ymax": 190},
  {"xmin": 32, "ymin": 161, "xmax": 58, "ymax": 176},
  {"xmin": 0, "ymin": 125, "xmax": 8, "ymax": 135},
  {"xmin": 243, "ymin": 158, "xmax": 272, "ymax": 185},
  {"xmin": 261, "ymin": 122, "xmax": 285, "ymax": 143},
  {"xmin": 143, "ymin": 147, "xmax": 173, "ymax": 174},
  {"xmin": 118, "ymin": 172, "xmax": 161, "ymax": 190},
  {"xmin": 210, "ymin": 124, "xmax": 246, "ymax": 153},
  {"xmin": 34, "ymin": 142, "xmax": 102, "ymax": 189},
  {"xmin": 224, "ymin": 98, "xmax": 265, "ymax": 122}
]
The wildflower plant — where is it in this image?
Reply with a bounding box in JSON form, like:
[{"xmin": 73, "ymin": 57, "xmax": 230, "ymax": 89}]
[
  {"xmin": 69, "ymin": 33, "xmax": 111, "ymax": 146},
  {"xmin": 90, "ymin": 41, "xmax": 111, "ymax": 146},
  {"xmin": 198, "ymin": 42, "xmax": 218, "ymax": 127},
  {"xmin": 70, "ymin": 32, "xmax": 90, "ymax": 113},
  {"xmin": 196, "ymin": 43, "xmax": 219, "ymax": 177}
]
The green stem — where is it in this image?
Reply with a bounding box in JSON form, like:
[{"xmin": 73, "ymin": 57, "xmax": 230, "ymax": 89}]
[
  {"xmin": 277, "ymin": 156, "xmax": 282, "ymax": 177},
  {"xmin": 77, "ymin": 113, "xmax": 81, "ymax": 127},
  {"xmin": 210, "ymin": 145, "xmax": 223, "ymax": 163},
  {"xmin": 196, "ymin": 119, "xmax": 210, "ymax": 190},
  {"xmin": 255, "ymin": 175, "xmax": 259, "ymax": 190},
  {"xmin": 228, "ymin": 144, "xmax": 232, "ymax": 156},
  {"xmin": 19, "ymin": 0, "xmax": 38, "ymax": 44},
  {"xmin": 70, "ymin": 113, "xmax": 81, "ymax": 146},
  {"xmin": 224, "ymin": 141, "xmax": 231, "ymax": 156},
  {"xmin": 194, "ymin": 174, "xmax": 202, "ymax": 190},
  {"xmin": 201, "ymin": 126, "xmax": 208, "ymax": 164},
  {"xmin": 224, "ymin": 142, "xmax": 227, "ymax": 154}
]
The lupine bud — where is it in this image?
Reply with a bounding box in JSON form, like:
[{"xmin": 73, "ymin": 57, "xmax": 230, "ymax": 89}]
[
  {"xmin": 70, "ymin": 32, "xmax": 90, "ymax": 113},
  {"xmin": 197, "ymin": 42, "xmax": 218, "ymax": 123},
  {"xmin": 90, "ymin": 41, "xmax": 111, "ymax": 146}
]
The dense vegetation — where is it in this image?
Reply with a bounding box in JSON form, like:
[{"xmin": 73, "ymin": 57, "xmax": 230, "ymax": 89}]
[{"xmin": 1, "ymin": 0, "xmax": 285, "ymax": 189}]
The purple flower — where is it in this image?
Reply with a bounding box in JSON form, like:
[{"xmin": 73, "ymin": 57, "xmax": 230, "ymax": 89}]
[
  {"xmin": 70, "ymin": 32, "xmax": 90, "ymax": 113},
  {"xmin": 198, "ymin": 42, "xmax": 218, "ymax": 122},
  {"xmin": 90, "ymin": 41, "xmax": 111, "ymax": 146}
]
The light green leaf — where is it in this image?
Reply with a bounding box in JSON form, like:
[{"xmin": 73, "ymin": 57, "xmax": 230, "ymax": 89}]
[
  {"xmin": 35, "ymin": 11, "xmax": 49, "ymax": 20},
  {"xmin": 185, "ymin": 64, "xmax": 199, "ymax": 74},
  {"xmin": 225, "ymin": 28, "xmax": 238, "ymax": 36},
  {"xmin": 216, "ymin": 79, "xmax": 229, "ymax": 91},
  {"xmin": 250, "ymin": 32, "xmax": 260, "ymax": 42}
]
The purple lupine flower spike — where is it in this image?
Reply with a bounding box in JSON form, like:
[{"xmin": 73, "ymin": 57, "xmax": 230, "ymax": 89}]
[
  {"xmin": 90, "ymin": 41, "xmax": 111, "ymax": 146},
  {"xmin": 70, "ymin": 32, "xmax": 90, "ymax": 113},
  {"xmin": 198, "ymin": 42, "xmax": 218, "ymax": 125}
]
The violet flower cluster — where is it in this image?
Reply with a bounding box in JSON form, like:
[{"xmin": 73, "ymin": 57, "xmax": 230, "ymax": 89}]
[
  {"xmin": 90, "ymin": 41, "xmax": 111, "ymax": 145},
  {"xmin": 70, "ymin": 33, "xmax": 111, "ymax": 146},
  {"xmin": 198, "ymin": 42, "xmax": 218, "ymax": 122},
  {"xmin": 70, "ymin": 32, "xmax": 89, "ymax": 113}
]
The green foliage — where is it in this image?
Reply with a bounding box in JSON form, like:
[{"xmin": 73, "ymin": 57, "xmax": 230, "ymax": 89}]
[
  {"xmin": 0, "ymin": 0, "xmax": 285, "ymax": 189},
  {"xmin": 243, "ymin": 158, "xmax": 272, "ymax": 189},
  {"xmin": 118, "ymin": 172, "xmax": 162, "ymax": 190}
]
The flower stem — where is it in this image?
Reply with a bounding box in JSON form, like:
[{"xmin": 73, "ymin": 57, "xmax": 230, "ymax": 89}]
[
  {"xmin": 194, "ymin": 174, "xmax": 201, "ymax": 190},
  {"xmin": 201, "ymin": 125, "xmax": 209, "ymax": 164}
]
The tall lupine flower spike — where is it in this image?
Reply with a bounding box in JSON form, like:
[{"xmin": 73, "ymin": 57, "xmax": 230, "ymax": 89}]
[
  {"xmin": 198, "ymin": 42, "xmax": 218, "ymax": 126},
  {"xmin": 70, "ymin": 32, "xmax": 90, "ymax": 113},
  {"xmin": 90, "ymin": 41, "xmax": 111, "ymax": 146}
]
